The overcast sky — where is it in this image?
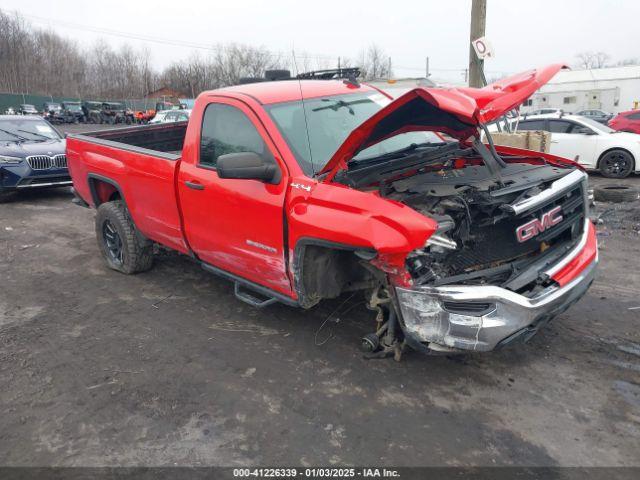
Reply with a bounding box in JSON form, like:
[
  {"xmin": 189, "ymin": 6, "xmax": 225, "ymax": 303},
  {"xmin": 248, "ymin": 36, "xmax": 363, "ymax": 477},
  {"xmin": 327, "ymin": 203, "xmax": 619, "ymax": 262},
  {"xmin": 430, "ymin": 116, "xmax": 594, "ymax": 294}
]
[{"xmin": 3, "ymin": 0, "xmax": 639, "ymax": 82}]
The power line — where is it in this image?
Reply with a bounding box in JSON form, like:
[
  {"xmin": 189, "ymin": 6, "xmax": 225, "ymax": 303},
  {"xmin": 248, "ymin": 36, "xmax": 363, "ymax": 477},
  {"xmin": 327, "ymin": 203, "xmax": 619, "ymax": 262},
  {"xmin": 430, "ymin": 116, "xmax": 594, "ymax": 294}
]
[
  {"xmin": 17, "ymin": 11, "xmax": 339, "ymax": 62},
  {"xmin": 13, "ymin": 10, "xmax": 517, "ymax": 80}
]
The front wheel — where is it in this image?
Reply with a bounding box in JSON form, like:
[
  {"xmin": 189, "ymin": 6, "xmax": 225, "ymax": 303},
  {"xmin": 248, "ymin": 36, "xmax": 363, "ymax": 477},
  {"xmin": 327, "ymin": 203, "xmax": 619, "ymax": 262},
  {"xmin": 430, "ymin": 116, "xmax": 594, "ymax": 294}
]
[
  {"xmin": 599, "ymin": 149, "xmax": 634, "ymax": 178},
  {"xmin": 95, "ymin": 201, "xmax": 154, "ymax": 274}
]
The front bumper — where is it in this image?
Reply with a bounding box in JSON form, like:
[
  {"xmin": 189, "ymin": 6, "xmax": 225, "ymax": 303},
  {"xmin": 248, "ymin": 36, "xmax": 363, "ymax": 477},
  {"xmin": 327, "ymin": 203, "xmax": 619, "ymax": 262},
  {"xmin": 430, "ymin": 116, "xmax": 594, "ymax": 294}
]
[
  {"xmin": 1, "ymin": 164, "xmax": 71, "ymax": 190},
  {"xmin": 395, "ymin": 221, "xmax": 598, "ymax": 353}
]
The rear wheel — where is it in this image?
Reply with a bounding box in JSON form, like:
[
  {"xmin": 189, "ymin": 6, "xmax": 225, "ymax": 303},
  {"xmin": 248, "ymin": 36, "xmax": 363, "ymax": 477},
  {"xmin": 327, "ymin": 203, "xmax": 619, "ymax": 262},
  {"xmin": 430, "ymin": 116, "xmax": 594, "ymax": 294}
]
[
  {"xmin": 599, "ymin": 149, "xmax": 634, "ymax": 178},
  {"xmin": 95, "ymin": 201, "xmax": 154, "ymax": 274}
]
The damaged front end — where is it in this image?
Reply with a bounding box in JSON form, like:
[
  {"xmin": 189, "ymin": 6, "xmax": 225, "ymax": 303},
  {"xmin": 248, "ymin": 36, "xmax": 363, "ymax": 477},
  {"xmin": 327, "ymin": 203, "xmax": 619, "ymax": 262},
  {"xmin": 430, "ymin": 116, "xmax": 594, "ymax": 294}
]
[
  {"xmin": 390, "ymin": 166, "xmax": 597, "ymax": 352},
  {"xmin": 311, "ymin": 64, "xmax": 597, "ymax": 354}
]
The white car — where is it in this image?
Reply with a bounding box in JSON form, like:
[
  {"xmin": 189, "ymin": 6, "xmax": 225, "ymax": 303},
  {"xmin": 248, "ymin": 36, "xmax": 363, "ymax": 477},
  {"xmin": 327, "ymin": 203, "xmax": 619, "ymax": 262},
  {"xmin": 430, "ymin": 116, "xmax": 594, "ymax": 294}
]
[
  {"xmin": 523, "ymin": 108, "xmax": 567, "ymax": 117},
  {"xmin": 507, "ymin": 114, "xmax": 640, "ymax": 178},
  {"xmin": 149, "ymin": 109, "xmax": 191, "ymax": 124}
]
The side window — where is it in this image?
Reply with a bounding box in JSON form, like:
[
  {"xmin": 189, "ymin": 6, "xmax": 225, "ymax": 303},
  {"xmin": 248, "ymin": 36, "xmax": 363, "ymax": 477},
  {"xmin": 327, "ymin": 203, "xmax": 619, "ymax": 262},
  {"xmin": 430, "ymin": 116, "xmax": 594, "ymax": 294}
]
[
  {"xmin": 519, "ymin": 120, "xmax": 547, "ymax": 131},
  {"xmin": 200, "ymin": 103, "xmax": 271, "ymax": 168},
  {"xmin": 628, "ymin": 112, "xmax": 640, "ymax": 120},
  {"xmin": 548, "ymin": 120, "xmax": 573, "ymax": 133}
]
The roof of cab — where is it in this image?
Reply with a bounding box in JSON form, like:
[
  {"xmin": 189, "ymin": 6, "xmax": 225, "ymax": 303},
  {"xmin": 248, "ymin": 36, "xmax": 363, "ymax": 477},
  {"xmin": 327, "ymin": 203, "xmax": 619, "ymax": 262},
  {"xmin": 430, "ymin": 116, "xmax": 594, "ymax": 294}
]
[{"xmin": 203, "ymin": 79, "xmax": 379, "ymax": 105}]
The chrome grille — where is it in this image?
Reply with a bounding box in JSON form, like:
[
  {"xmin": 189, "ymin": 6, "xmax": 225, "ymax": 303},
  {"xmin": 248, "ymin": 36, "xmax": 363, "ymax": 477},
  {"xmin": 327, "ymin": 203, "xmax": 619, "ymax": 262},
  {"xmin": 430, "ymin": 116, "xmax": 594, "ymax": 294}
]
[
  {"xmin": 26, "ymin": 155, "xmax": 52, "ymax": 170},
  {"xmin": 53, "ymin": 154, "xmax": 67, "ymax": 168},
  {"xmin": 26, "ymin": 154, "xmax": 67, "ymax": 170}
]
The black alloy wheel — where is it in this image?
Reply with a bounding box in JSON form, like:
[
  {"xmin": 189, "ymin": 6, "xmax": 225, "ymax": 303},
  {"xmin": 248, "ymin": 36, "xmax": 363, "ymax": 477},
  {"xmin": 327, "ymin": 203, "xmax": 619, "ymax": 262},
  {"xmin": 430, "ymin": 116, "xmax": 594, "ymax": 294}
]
[
  {"xmin": 102, "ymin": 219, "xmax": 124, "ymax": 266},
  {"xmin": 599, "ymin": 150, "xmax": 634, "ymax": 178}
]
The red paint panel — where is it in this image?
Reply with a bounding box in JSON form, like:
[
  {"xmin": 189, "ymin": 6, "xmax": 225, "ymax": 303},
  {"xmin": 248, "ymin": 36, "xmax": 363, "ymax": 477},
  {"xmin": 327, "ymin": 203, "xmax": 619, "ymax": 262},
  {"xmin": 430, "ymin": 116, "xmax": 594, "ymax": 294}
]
[{"xmin": 551, "ymin": 222, "xmax": 598, "ymax": 287}]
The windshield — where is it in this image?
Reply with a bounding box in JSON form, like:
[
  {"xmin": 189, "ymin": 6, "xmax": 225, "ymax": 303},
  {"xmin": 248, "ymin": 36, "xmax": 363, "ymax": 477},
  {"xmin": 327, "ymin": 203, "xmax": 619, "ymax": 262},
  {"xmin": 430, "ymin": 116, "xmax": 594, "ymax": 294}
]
[
  {"xmin": 65, "ymin": 104, "xmax": 81, "ymax": 111},
  {"xmin": 267, "ymin": 92, "xmax": 442, "ymax": 175},
  {"xmin": 579, "ymin": 116, "xmax": 615, "ymax": 134},
  {"xmin": 0, "ymin": 118, "xmax": 61, "ymax": 142}
]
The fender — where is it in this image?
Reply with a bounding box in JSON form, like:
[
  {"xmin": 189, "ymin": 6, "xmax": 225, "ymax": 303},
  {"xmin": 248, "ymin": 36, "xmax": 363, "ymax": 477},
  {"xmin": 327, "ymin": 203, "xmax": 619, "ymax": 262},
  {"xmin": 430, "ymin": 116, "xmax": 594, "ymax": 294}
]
[{"xmin": 287, "ymin": 179, "xmax": 438, "ymax": 290}]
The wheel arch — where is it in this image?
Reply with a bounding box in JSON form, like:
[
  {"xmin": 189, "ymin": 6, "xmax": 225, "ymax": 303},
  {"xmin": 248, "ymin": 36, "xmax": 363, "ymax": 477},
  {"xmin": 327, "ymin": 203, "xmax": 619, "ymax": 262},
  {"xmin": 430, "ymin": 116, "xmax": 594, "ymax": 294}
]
[
  {"xmin": 89, "ymin": 174, "xmax": 150, "ymax": 244},
  {"xmin": 292, "ymin": 238, "xmax": 382, "ymax": 309},
  {"xmin": 87, "ymin": 173, "xmax": 125, "ymax": 207}
]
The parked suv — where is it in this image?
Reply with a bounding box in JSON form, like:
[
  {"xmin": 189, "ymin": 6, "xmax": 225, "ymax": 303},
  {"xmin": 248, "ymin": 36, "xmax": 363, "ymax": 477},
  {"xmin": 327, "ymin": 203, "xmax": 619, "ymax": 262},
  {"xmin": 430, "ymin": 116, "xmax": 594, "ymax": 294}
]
[
  {"xmin": 43, "ymin": 102, "xmax": 63, "ymax": 123},
  {"xmin": 608, "ymin": 110, "xmax": 640, "ymax": 134},
  {"xmin": 100, "ymin": 102, "xmax": 126, "ymax": 124},
  {"xmin": 61, "ymin": 101, "xmax": 84, "ymax": 123},
  {"xmin": 0, "ymin": 115, "xmax": 70, "ymax": 201},
  {"xmin": 82, "ymin": 101, "xmax": 103, "ymax": 124}
]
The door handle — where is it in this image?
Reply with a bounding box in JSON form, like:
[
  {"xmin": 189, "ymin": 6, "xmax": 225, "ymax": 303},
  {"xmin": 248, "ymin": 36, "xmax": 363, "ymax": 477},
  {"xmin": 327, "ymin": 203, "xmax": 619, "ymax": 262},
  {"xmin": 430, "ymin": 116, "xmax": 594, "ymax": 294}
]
[{"xmin": 185, "ymin": 181, "xmax": 205, "ymax": 190}]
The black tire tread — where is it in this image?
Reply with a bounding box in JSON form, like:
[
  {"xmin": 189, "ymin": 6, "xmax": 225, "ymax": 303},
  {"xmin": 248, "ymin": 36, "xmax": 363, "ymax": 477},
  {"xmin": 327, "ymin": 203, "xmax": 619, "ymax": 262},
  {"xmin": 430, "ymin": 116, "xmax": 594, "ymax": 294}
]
[
  {"xmin": 95, "ymin": 201, "xmax": 154, "ymax": 274},
  {"xmin": 593, "ymin": 185, "xmax": 639, "ymax": 203},
  {"xmin": 598, "ymin": 148, "xmax": 635, "ymax": 178}
]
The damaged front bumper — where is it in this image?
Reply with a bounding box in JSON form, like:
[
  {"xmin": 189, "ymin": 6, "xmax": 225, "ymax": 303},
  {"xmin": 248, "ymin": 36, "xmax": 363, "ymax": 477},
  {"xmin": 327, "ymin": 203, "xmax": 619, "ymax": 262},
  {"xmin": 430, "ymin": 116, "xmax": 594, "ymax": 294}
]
[{"xmin": 395, "ymin": 220, "xmax": 598, "ymax": 353}]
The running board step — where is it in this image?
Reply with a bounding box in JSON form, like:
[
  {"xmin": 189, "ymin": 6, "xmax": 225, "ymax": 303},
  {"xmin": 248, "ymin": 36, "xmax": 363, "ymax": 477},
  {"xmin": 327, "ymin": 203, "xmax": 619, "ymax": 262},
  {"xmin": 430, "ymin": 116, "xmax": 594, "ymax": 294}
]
[{"xmin": 234, "ymin": 283, "xmax": 277, "ymax": 308}]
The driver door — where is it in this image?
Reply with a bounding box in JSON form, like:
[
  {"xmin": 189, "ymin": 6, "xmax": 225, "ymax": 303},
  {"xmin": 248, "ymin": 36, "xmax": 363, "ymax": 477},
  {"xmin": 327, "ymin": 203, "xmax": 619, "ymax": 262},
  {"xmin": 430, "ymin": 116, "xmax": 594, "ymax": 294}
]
[{"xmin": 177, "ymin": 98, "xmax": 292, "ymax": 295}]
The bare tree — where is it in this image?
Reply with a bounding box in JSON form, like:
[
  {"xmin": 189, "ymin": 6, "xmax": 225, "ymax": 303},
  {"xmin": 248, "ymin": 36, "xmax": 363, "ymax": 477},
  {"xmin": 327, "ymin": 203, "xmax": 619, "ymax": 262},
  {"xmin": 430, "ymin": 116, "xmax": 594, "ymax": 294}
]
[
  {"xmin": 0, "ymin": 8, "xmax": 394, "ymax": 100},
  {"xmin": 614, "ymin": 57, "xmax": 640, "ymax": 67},
  {"xmin": 357, "ymin": 44, "xmax": 392, "ymax": 80},
  {"xmin": 575, "ymin": 51, "xmax": 611, "ymax": 69}
]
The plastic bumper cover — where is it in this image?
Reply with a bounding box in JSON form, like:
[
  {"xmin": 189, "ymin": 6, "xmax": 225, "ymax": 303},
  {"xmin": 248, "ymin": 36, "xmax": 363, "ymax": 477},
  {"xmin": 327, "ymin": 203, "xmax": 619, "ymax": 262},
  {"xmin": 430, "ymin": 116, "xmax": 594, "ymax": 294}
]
[{"xmin": 395, "ymin": 221, "xmax": 598, "ymax": 352}]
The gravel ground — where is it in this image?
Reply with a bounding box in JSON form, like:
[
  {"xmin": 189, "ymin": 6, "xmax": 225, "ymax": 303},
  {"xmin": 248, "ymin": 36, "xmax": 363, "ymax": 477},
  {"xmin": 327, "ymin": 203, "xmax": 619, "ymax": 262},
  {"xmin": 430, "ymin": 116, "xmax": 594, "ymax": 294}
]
[{"xmin": 0, "ymin": 126, "xmax": 639, "ymax": 466}]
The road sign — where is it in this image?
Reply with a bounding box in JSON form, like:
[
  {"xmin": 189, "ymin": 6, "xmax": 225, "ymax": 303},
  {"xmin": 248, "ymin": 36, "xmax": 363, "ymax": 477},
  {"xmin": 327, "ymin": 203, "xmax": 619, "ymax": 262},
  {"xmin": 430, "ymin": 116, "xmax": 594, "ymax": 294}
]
[{"xmin": 472, "ymin": 37, "xmax": 494, "ymax": 59}]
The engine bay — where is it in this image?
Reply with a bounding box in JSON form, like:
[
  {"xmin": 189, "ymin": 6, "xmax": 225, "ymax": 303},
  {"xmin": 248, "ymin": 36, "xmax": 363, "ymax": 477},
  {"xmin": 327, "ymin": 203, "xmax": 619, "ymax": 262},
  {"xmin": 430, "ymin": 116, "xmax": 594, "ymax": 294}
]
[{"xmin": 383, "ymin": 162, "xmax": 585, "ymax": 291}]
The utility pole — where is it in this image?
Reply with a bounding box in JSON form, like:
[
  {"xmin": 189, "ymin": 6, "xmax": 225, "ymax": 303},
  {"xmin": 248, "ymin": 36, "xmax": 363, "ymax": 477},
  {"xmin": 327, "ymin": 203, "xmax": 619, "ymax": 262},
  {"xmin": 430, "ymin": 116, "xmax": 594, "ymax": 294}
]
[
  {"xmin": 425, "ymin": 57, "xmax": 430, "ymax": 78},
  {"xmin": 468, "ymin": 0, "xmax": 487, "ymax": 87}
]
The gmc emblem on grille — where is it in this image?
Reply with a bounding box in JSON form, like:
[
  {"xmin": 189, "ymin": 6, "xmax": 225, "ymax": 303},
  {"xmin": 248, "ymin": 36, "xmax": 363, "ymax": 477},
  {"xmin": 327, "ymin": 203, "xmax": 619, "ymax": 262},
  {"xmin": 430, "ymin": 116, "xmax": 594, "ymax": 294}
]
[{"xmin": 516, "ymin": 206, "xmax": 563, "ymax": 243}]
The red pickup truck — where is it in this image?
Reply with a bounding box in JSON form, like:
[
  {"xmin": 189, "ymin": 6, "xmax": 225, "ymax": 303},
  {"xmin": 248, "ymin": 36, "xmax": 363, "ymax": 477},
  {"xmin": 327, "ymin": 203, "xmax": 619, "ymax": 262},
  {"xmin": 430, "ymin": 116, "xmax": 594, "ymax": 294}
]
[{"xmin": 66, "ymin": 64, "xmax": 598, "ymax": 357}]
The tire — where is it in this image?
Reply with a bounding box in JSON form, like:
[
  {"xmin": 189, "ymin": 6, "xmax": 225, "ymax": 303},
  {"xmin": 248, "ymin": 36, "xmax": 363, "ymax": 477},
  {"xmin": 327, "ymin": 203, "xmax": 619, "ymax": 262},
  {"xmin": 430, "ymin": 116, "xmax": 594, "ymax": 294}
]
[
  {"xmin": 598, "ymin": 149, "xmax": 635, "ymax": 178},
  {"xmin": 593, "ymin": 185, "xmax": 640, "ymax": 203},
  {"xmin": 95, "ymin": 201, "xmax": 154, "ymax": 274}
]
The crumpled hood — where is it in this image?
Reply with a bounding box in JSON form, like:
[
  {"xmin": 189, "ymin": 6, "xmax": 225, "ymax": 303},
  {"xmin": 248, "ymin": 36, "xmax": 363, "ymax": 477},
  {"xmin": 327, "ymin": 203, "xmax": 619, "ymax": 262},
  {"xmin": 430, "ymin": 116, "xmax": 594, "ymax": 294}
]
[
  {"xmin": 319, "ymin": 64, "xmax": 567, "ymax": 179},
  {"xmin": 0, "ymin": 139, "xmax": 66, "ymax": 158}
]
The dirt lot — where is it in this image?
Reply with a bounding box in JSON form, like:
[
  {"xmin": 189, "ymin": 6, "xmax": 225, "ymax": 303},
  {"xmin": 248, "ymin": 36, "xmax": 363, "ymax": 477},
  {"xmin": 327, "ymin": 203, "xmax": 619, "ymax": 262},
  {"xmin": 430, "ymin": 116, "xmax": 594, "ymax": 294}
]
[{"xmin": 1, "ymin": 125, "xmax": 639, "ymax": 467}]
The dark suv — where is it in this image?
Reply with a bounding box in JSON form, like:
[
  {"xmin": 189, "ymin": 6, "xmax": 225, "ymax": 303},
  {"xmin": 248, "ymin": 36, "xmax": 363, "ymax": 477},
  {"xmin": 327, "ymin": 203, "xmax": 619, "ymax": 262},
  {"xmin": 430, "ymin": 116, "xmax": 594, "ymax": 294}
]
[
  {"xmin": 82, "ymin": 101, "xmax": 103, "ymax": 123},
  {"xmin": 43, "ymin": 102, "xmax": 63, "ymax": 123},
  {"xmin": 0, "ymin": 115, "xmax": 70, "ymax": 201},
  {"xmin": 100, "ymin": 102, "xmax": 126, "ymax": 124},
  {"xmin": 61, "ymin": 101, "xmax": 84, "ymax": 123}
]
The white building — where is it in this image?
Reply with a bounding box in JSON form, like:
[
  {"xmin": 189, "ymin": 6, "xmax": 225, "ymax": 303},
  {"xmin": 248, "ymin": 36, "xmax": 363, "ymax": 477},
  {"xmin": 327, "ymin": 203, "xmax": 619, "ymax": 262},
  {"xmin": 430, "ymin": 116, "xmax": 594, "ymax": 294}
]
[{"xmin": 522, "ymin": 66, "xmax": 640, "ymax": 114}]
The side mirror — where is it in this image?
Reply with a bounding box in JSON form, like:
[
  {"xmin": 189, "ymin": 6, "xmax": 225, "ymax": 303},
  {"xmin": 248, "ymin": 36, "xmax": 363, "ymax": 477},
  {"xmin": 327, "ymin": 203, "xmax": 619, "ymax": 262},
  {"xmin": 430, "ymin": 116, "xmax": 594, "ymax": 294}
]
[{"xmin": 217, "ymin": 152, "xmax": 279, "ymax": 184}]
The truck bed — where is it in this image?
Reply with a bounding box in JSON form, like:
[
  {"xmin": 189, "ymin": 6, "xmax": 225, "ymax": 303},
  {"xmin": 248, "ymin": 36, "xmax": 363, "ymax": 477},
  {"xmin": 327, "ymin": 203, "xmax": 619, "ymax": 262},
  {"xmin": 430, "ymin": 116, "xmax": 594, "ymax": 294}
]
[
  {"xmin": 72, "ymin": 122, "xmax": 188, "ymax": 158},
  {"xmin": 66, "ymin": 122, "xmax": 190, "ymax": 254}
]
